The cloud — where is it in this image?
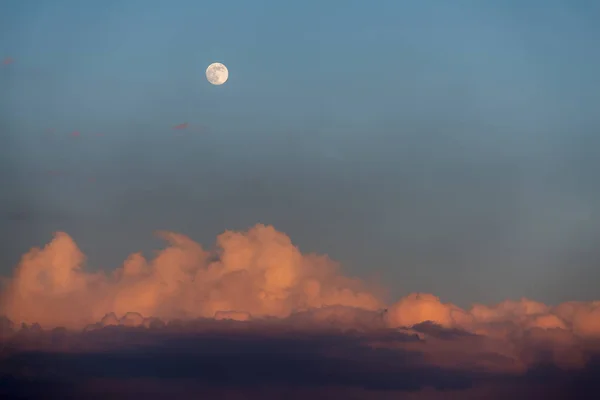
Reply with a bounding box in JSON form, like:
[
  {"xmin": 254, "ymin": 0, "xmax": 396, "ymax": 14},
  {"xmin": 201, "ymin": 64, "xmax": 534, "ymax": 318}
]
[
  {"xmin": 1, "ymin": 224, "xmax": 600, "ymax": 398},
  {"xmin": 0, "ymin": 224, "xmax": 383, "ymax": 329},
  {"xmin": 1, "ymin": 318, "xmax": 600, "ymax": 399}
]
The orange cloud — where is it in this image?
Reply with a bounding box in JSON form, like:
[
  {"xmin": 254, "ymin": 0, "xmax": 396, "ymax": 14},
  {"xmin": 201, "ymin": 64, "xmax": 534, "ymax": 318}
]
[
  {"xmin": 1, "ymin": 223, "xmax": 600, "ymax": 380},
  {"xmin": 0, "ymin": 225, "xmax": 382, "ymax": 329}
]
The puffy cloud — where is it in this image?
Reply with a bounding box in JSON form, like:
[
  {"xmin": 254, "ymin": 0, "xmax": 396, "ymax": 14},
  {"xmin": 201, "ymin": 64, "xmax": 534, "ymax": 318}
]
[
  {"xmin": 385, "ymin": 293, "xmax": 470, "ymax": 329},
  {"xmin": 1, "ymin": 224, "xmax": 600, "ymax": 398},
  {"xmin": 0, "ymin": 224, "xmax": 382, "ymax": 329},
  {"xmin": 556, "ymin": 301, "xmax": 600, "ymax": 337},
  {"xmin": 2, "ymin": 224, "xmax": 600, "ymax": 343}
]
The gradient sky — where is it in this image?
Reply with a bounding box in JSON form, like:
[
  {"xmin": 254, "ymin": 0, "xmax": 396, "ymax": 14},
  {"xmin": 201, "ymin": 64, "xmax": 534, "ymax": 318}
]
[{"xmin": 1, "ymin": 0, "xmax": 599, "ymax": 307}]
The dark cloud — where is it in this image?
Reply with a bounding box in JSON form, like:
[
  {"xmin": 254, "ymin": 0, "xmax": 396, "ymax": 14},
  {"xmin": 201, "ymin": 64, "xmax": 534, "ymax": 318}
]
[{"xmin": 1, "ymin": 321, "xmax": 600, "ymax": 399}]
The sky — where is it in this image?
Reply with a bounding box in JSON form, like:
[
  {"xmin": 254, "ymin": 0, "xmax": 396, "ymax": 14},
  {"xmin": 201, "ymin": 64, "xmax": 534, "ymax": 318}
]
[
  {"xmin": 3, "ymin": 1, "xmax": 600, "ymax": 398},
  {"xmin": 1, "ymin": 0, "xmax": 600, "ymax": 308}
]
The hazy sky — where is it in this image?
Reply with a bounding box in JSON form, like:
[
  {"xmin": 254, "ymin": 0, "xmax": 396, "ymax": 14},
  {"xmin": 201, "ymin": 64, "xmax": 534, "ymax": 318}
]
[{"xmin": 1, "ymin": 0, "xmax": 599, "ymax": 307}]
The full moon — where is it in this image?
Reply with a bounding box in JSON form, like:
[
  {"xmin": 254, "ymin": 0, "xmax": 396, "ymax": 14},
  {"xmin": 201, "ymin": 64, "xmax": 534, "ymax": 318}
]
[{"xmin": 206, "ymin": 62, "xmax": 229, "ymax": 85}]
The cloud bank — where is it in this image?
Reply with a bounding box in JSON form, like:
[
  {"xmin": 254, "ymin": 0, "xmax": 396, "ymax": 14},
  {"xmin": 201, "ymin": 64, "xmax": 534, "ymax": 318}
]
[{"xmin": 1, "ymin": 224, "xmax": 600, "ymax": 398}]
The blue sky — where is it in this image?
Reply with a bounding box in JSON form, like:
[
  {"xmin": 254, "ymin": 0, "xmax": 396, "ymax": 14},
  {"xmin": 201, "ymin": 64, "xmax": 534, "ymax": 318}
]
[{"xmin": 1, "ymin": 0, "xmax": 599, "ymax": 306}]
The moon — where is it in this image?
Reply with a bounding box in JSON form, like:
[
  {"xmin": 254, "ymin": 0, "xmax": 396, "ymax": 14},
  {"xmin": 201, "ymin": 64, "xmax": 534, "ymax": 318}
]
[{"xmin": 206, "ymin": 62, "xmax": 229, "ymax": 85}]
